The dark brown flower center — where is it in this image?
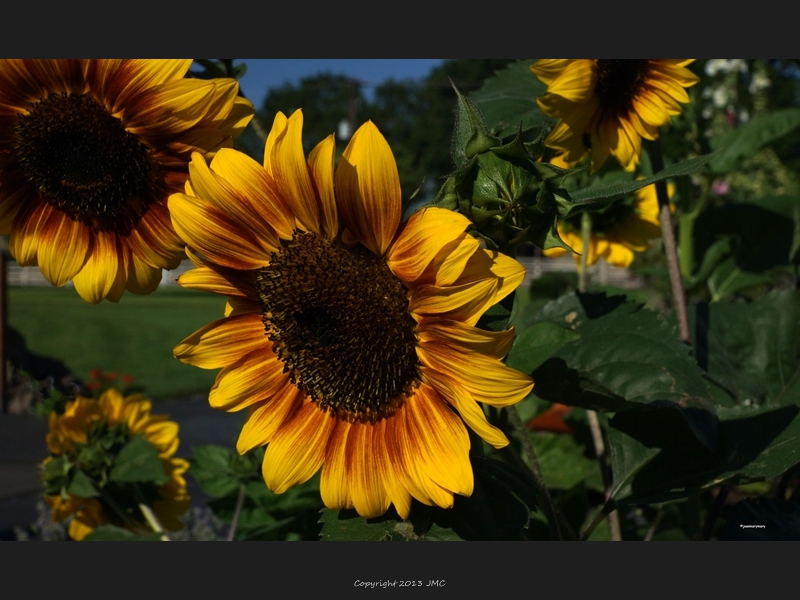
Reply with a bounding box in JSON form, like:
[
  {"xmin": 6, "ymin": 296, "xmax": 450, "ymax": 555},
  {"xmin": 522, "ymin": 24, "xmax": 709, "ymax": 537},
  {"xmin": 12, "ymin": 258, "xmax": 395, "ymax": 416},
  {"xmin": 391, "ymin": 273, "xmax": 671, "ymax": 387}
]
[
  {"xmin": 255, "ymin": 231, "xmax": 420, "ymax": 423},
  {"xmin": 11, "ymin": 92, "xmax": 165, "ymax": 235},
  {"xmin": 594, "ymin": 59, "xmax": 649, "ymax": 117}
]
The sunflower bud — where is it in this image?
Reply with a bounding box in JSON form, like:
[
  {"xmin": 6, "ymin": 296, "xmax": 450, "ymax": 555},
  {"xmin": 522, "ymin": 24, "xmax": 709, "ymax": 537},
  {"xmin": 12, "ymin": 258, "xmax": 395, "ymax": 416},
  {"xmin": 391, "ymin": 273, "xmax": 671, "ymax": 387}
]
[{"xmin": 427, "ymin": 85, "xmax": 578, "ymax": 255}]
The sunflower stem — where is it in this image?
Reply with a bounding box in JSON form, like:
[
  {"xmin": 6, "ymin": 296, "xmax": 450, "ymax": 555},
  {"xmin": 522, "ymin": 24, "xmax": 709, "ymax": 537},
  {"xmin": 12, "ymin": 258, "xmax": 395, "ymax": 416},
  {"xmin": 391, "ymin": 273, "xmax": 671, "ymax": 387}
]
[
  {"xmin": 579, "ymin": 212, "xmax": 591, "ymax": 293},
  {"xmin": 506, "ymin": 404, "xmax": 568, "ymax": 540},
  {"xmin": 586, "ymin": 410, "xmax": 622, "ymax": 541},
  {"xmin": 138, "ymin": 503, "xmax": 170, "ymax": 541},
  {"xmin": 649, "ymin": 138, "xmax": 691, "ymax": 344},
  {"xmin": 133, "ymin": 483, "xmax": 170, "ymax": 541},
  {"xmin": 227, "ymin": 483, "xmax": 247, "ymax": 541},
  {"xmin": 580, "ymin": 501, "xmax": 614, "ymax": 541}
]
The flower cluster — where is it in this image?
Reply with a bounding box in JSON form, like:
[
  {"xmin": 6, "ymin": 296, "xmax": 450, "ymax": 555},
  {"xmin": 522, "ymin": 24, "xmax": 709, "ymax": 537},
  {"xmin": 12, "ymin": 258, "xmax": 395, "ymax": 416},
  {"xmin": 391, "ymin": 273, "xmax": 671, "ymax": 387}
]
[{"xmin": 41, "ymin": 388, "xmax": 189, "ymax": 540}]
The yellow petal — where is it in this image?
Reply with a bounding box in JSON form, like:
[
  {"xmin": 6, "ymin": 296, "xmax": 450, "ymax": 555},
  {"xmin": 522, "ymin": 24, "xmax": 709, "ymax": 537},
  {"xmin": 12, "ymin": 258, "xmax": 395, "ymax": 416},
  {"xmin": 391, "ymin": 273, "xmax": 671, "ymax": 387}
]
[
  {"xmin": 210, "ymin": 348, "xmax": 290, "ymax": 413},
  {"xmin": 188, "ymin": 152, "xmax": 282, "ymax": 248},
  {"xmin": 36, "ymin": 210, "xmax": 91, "ymax": 287},
  {"xmin": 236, "ymin": 383, "xmax": 304, "ymax": 453},
  {"xmin": 546, "ymin": 59, "xmax": 596, "ymax": 103},
  {"xmin": 174, "ymin": 314, "xmax": 269, "ymax": 369},
  {"xmin": 320, "ymin": 421, "xmax": 354, "ymax": 511},
  {"xmin": 416, "ymin": 233, "xmax": 481, "ymax": 287},
  {"xmin": 262, "ymin": 402, "xmax": 336, "ymax": 494},
  {"xmin": 345, "ymin": 421, "xmax": 391, "ymax": 518},
  {"xmin": 207, "ymin": 148, "xmax": 295, "ymax": 240},
  {"xmin": 125, "ymin": 253, "xmax": 162, "ymax": 295},
  {"xmin": 72, "ymin": 231, "xmax": 127, "ymax": 304},
  {"xmin": 417, "ymin": 340, "xmax": 534, "ymax": 407},
  {"xmin": 421, "ymin": 366, "xmax": 509, "ymax": 449},
  {"xmin": 336, "ymin": 121, "xmax": 401, "ymax": 256},
  {"xmin": 307, "ymin": 134, "xmax": 338, "ymax": 240},
  {"xmin": 169, "ymin": 192, "xmax": 273, "ymax": 270},
  {"xmin": 386, "ymin": 208, "xmax": 470, "ymax": 283},
  {"xmin": 267, "ymin": 110, "xmax": 320, "ymax": 233},
  {"xmin": 403, "ymin": 385, "xmax": 473, "ymax": 496},
  {"xmin": 409, "ymin": 278, "xmax": 498, "ymax": 326},
  {"xmin": 416, "ymin": 317, "xmax": 516, "ymax": 360}
]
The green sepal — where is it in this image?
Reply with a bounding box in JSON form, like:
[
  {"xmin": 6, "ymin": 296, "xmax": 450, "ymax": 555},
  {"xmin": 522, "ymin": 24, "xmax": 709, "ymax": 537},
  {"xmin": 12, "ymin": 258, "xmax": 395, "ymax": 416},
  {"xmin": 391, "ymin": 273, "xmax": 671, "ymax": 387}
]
[{"xmin": 450, "ymin": 82, "xmax": 501, "ymax": 168}]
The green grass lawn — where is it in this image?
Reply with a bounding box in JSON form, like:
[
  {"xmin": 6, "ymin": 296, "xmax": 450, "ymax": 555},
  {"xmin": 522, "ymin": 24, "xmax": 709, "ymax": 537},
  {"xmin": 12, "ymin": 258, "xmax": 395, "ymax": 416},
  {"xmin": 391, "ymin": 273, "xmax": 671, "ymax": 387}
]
[{"xmin": 8, "ymin": 285, "xmax": 231, "ymax": 399}]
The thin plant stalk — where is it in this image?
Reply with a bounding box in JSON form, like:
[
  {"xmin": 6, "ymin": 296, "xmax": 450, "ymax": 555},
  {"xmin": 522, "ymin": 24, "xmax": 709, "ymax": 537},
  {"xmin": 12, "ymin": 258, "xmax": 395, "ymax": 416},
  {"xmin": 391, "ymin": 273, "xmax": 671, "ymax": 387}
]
[
  {"xmin": 578, "ymin": 213, "xmax": 622, "ymax": 540},
  {"xmin": 227, "ymin": 484, "xmax": 247, "ymax": 541},
  {"xmin": 579, "ymin": 211, "xmax": 591, "ymax": 293},
  {"xmin": 506, "ymin": 405, "xmax": 567, "ymax": 540},
  {"xmin": 586, "ymin": 410, "xmax": 622, "ymax": 541},
  {"xmin": 138, "ymin": 503, "xmax": 170, "ymax": 541},
  {"xmin": 649, "ymin": 138, "xmax": 691, "ymax": 344}
]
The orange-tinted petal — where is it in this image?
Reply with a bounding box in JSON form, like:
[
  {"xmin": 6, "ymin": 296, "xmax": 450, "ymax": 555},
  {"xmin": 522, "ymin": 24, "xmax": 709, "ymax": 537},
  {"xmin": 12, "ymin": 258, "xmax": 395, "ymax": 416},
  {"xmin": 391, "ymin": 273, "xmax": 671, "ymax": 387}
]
[{"xmin": 335, "ymin": 121, "xmax": 400, "ymax": 256}]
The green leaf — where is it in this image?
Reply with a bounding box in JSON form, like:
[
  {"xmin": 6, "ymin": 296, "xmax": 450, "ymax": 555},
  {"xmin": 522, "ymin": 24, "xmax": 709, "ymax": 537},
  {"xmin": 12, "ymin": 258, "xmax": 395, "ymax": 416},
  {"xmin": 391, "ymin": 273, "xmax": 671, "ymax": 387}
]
[
  {"xmin": 83, "ymin": 525, "xmax": 164, "ymax": 541},
  {"xmin": 566, "ymin": 152, "xmax": 718, "ymax": 217},
  {"xmin": 691, "ymin": 291, "xmax": 800, "ymax": 406},
  {"xmin": 470, "ymin": 59, "xmax": 548, "ymax": 139},
  {"xmin": 534, "ymin": 294, "xmax": 716, "ymax": 409},
  {"xmin": 709, "ymin": 108, "xmax": 800, "ymax": 173},
  {"xmin": 607, "ymin": 402, "xmax": 800, "ymax": 506},
  {"xmin": 67, "ymin": 470, "xmax": 99, "ymax": 498},
  {"xmin": 188, "ymin": 445, "xmax": 247, "ymax": 498},
  {"xmin": 531, "ymin": 432, "xmax": 603, "ymax": 491},
  {"xmin": 691, "ymin": 197, "xmax": 797, "ymax": 299},
  {"xmin": 506, "ymin": 321, "xmax": 580, "ymax": 375},
  {"xmin": 318, "ymin": 509, "xmax": 456, "ymax": 541},
  {"xmin": 109, "ymin": 436, "xmax": 168, "ymax": 485}
]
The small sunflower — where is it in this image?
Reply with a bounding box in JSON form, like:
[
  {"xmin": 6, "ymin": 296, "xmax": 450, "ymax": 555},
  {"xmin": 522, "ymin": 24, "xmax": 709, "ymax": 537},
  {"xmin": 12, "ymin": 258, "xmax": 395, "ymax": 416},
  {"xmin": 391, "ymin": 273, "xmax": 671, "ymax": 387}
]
[
  {"xmin": 544, "ymin": 181, "xmax": 675, "ymax": 268},
  {"xmin": 531, "ymin": 60, "xmax": 699, "ymax": 173},
  {"xmin": 0, "ymin": 59, "xmax": 253, "ymax": 303},
  {"xmin": 42, "ymin": 388, "xmax": 189, "ymax": 540},
  {"xmin": 171, "ymin": 110, "xmax": 533, "ymax": 519}
]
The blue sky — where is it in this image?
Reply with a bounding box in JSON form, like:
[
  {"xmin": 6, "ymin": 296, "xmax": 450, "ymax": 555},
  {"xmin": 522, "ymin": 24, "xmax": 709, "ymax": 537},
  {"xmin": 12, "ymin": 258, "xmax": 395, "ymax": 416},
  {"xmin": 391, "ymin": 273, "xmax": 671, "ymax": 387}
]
[{"xmin": 237, "ymin": 59, "xmax": 446, "ymax": 108}]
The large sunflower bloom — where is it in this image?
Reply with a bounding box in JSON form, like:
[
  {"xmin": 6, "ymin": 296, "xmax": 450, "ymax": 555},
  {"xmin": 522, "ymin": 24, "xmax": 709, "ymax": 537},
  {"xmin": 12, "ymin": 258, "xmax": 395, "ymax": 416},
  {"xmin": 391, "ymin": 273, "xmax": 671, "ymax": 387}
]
[
  {"xmin": 0, "ymin": 59, "xmax": 253, "ymax": 303},
  {"xmin": 171, "ymin": 110, "xmax": 533, "ymax": 519},
  {"xmin": 531, "ymin": 60, "xmax": 699, "ymax": 173},
  {"xmin": 544, "ymin": 181, "xmax": 675, "ymax": 268},
  {"xmin": 42, "ymin": 388, "xmax": 190, "ymax": 540}
]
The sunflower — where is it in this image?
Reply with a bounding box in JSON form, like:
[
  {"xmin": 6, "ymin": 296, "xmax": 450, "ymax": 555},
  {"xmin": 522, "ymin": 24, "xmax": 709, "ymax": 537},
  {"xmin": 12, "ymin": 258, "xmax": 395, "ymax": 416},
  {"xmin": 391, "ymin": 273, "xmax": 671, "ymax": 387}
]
[
  {"xmin": 171, "ymin": 110, "xmax": 533, "ymax": 519},
  {"xmin": 544, "ymin": 181, "xmax": 675, "ymax": 268},
  {"xmin": 531, "ymin": 60, "xmax": 699, "ymax": 173},
  {"xmin": 0, "ymin": 59, "xmax": 253, "ymax": 303},
  {"xmin": 42, "ymin": 388, "xmax": 190, "ymax": 540}
]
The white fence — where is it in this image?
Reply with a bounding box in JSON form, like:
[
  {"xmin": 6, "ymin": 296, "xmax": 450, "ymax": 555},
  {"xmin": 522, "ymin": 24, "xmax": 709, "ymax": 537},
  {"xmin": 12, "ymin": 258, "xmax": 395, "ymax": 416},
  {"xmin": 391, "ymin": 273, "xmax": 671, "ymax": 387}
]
[
  {"xmin": 7, "ymin": 261, "xmax": 195, "ymax": 288},
  {"xmin": 7, "ymin": 256, "xmax": 643, "ymax": 289}
]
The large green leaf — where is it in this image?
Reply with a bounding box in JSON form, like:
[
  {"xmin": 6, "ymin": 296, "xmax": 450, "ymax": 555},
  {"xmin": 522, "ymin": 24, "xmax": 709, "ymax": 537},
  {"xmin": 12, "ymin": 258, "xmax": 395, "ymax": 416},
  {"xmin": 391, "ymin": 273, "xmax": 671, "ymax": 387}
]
[
  {"xmin": 607, "ymin": 402, "xmax": 800, "ymax": 506},
  {"xmin": 470, "ymin": 59, "xmax": 548, "ymax": 139},
  {"xmin": 709, "ymin": 108, "xmax": 800, "ymax": 173},
  {"xmin": 690, "ymin": 196, "xmax": 797, "ymax": 300},
  {"xmin": 108, "ymin": 436, "xmax": 168, "ymax": 485},
  {"xmin": 565, "ymin": 152, "xmax": 718, "ymax": 217},
  {"xmin": 691, "ymin": 290, "xmax": 800, "ymax": 406},
  {"xmin": 189, "ymin": 444, "xmax": 241, "ymax": 498},
  {"xmin": 523, "ymin": 293, "xmax": 715, "ymax": 411}
]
